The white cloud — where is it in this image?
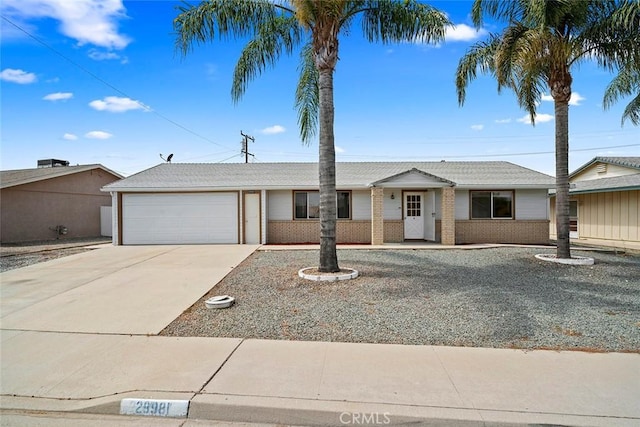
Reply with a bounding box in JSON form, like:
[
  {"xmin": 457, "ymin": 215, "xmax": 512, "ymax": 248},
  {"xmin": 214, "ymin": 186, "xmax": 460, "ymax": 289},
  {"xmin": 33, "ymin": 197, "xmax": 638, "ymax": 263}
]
[
  {"xmin": 43, "ymin": 92, "xmax": 73, "ymax": 101},
  {"xmin": 46, "ymin": 77, "xmax": 60, "ymax": 83},
  {"xmin": 569, "ymin": 92, "xmax": 585, "ymax": 106},
  {"xmin": 88, "ymin": 48, "xmax": 127, "ymax": 63},
  {"xmin": 540, "ymin": 92, "xmax": 586, "ymax": 106},
  {"xmin": 517, "ymin": 113, "xmax": 554, "ymax": 125},
  {"xmin": 63, "ymin": 133, "xmax": 78, "ymax": 140},
  {"xmin": 261, "ymin": 125, "xmax": 286, "ymax": 135},
  {"xmin": 0, "ymin": 68, "xmax": 37, "ymax": 84},
  {"xmin": 495, "ymin": 118, "xmax": 511, "ymax": 124},
  {"xmin": 470, "ymin": 124, "xmax": 484, "ymax": 131},
  {"xmin": 89, "ymin": 96, "xmax": 148, "ymax": 112},
  {"xmin": 85, "ymin": 130, "xmax": 113, "ymax": 139},
  {"xmin": 1, "ymin": 0, "xmax": 130, "ymax": 50},
  {"xmin": 445, "ymin": 24, "xmax": 487, "ymax": 42},
  {"xmin": 335, "ymin": 146, "xmax": 345, "ymax": 153}
]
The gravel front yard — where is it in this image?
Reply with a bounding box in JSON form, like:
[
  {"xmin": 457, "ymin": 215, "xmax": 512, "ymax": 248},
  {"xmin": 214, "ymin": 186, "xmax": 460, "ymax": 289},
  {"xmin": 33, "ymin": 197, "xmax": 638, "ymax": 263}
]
[
  {"xmin": 161, "ymin": 247, "xmax": 640, "ymax": 352},
  {"xmin": 0, "ymin": 238, "xmax": 110, "ymax": 272}
]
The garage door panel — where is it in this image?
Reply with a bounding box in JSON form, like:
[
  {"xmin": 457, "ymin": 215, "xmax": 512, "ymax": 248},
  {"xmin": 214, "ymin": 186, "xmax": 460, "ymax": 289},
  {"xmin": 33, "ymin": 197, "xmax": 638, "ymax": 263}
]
[{"xmin": 123, "ymin": 193, "xmax": 238, "ymax": 244}]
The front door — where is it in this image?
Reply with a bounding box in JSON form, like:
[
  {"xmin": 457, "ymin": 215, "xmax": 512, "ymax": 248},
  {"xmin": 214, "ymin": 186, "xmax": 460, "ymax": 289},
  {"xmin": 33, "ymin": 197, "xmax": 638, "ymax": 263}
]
[
  {"xmin": 404, "ymin": 192, "xmax": 424, "ymax": 239},
  {"xmin": 244, "ymin": 192, "xmax": 260, "ymax": 244}
]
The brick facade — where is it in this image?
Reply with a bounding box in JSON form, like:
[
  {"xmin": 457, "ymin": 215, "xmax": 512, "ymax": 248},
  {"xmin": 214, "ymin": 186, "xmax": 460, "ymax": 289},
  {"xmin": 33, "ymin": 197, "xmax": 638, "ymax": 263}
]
[
  {"xmin": 456, "ymin": 220, "xmax": 550, "ymax": 244},
  {"xmin": 268, "ymin": 220, "xmax": 372, "ymax": 244},
  {"xmin": 383, "ymin": 220, "xmax": 404, "ymax": 243},
  {"xmin": 441, "ymin": 186, "xmax": 456, "ymax": 245},
  {"xmin": 371, "ymin": 187, "xmax": 384, "ymax": 245}
]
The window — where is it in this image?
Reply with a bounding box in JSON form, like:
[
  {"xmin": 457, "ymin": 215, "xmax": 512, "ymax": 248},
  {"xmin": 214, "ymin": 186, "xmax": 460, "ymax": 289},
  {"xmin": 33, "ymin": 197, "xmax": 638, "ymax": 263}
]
[
  {"xmin": 294, "ymin": 191, "xmax": 351, "ymax": 219},
  {"xmin": 471, "ymin": 191, "xmax": 513, "ymax": 219}
]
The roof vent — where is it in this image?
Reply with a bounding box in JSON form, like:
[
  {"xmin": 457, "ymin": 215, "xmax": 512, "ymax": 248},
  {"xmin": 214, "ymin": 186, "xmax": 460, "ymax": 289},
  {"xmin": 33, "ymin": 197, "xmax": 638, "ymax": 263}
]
[
  {"xmin": 596, "ymin": 163, "xmax": 607, "ymax": 174},
  {"xmin": 38, "ymin": 159, "xmax": 70, "ymax": 168}
]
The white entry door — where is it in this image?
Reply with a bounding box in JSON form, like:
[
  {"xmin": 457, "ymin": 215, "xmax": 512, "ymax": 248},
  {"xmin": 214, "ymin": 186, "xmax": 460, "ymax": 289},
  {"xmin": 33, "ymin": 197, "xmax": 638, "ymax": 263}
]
[
  {"xmin": 244, "ymin": 192, "xmax": 261, "ymax": 244},
  {"xmin": 404, "ymin": 192, "xmax": 424, "ymax": 239}
]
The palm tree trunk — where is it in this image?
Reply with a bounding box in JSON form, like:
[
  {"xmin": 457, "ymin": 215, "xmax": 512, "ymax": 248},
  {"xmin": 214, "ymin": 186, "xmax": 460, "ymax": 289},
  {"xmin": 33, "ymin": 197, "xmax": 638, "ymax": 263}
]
[
  {"xmin": 318, "ymin": 67, "xmax": 339, "ymax": 272},
  {"xmin": 554, "ymin": 99, "xmax": 571, "ymax": 259}
]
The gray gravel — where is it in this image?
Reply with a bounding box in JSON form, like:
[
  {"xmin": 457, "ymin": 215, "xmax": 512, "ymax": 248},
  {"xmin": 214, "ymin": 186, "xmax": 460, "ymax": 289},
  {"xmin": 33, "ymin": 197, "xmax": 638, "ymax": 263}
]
[
  {"xmin": 161, "ymin": 247, "xmax": 640, "ymax": 352},
  {"xmin": 0, "ymin": 238, "xmax": 110, "ymax": 272}
]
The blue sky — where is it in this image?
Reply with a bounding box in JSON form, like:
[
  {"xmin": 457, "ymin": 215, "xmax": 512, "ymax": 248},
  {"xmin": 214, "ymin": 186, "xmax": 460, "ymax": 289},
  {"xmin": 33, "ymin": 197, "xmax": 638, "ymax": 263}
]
[{"xmin": 1, "ymin": 0, "xmax": 638, "ymax": 177}]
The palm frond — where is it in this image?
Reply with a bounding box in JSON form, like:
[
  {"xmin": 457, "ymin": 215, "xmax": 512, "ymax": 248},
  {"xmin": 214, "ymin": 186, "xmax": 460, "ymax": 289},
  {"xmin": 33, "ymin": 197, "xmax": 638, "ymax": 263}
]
[
  {"xmin": 174, "ymin": 0, "xmax": 286, "ymax": 56},
  {"xmin": 361, "ymin": 0, "xmax": 450, "ymax": 44},
  {"xmin": 295, "ymin": 42, "xmax": 319, "ymax": 143},
  {"xmin": 455, "ymin": 35, "xmax": 501, "ymax": 106},
  {"xmin": 231, "ymin": 15, "xmax": 303, "ymax": 101},
  {"xmin": 621, "ymin": 93, "xmax": 640, "ymax": 125},
  {"xmin": 604, "ymin": 63, "xmax": 640, "ymax": 125}
]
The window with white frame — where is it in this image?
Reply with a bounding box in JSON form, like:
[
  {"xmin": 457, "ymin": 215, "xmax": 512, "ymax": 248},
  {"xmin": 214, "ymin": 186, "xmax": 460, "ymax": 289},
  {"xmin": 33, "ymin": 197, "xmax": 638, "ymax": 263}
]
[
  {"xmin": 470, "ymin": 191, "xmax": 513, "ymax": 219},
  {"xmin": 294, "ymin": 191, "xmax": 351, "ymax": 219}
]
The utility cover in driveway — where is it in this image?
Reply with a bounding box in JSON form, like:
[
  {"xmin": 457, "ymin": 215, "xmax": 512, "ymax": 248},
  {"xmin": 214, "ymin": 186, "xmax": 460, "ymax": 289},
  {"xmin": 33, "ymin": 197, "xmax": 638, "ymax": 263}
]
[{"xmin": 122, "ymin": 193, "xmax": 238, "ymax": 244}]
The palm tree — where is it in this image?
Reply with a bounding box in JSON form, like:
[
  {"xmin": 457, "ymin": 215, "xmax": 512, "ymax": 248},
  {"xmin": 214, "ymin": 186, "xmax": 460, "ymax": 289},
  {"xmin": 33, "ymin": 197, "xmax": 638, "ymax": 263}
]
[
  {"xmin": 456, "ymin": 0, "xmax": 639, "ymax": 259},
  {"xmin": 174, "ymin": 0, "xmax": 449, "ymax": 272}
]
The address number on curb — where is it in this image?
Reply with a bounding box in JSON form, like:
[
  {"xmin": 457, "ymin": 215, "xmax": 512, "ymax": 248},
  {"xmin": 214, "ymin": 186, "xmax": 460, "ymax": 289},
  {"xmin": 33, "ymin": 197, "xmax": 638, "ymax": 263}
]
[{"xmin": 120, "ymin": 398, "xmax": 189, "ymax": 418}]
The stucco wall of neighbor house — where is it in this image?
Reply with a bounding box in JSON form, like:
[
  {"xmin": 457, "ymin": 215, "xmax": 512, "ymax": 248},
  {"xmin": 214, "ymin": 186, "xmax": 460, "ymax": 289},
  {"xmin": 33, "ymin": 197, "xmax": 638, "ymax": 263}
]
[
  {"xmin": 456, "ymin": 220, "xmax": 550, "ymax": 244},
  {"xmin": 550, "ymin": 190, "xmax": 639, "ymax": 246},
  {"xmin": 1, "ymin": 169, "xmax": 118, "ymax": 243},
  {"xmin": 573, "ymin": 163, "xmax": 638, "ymax": 182}
]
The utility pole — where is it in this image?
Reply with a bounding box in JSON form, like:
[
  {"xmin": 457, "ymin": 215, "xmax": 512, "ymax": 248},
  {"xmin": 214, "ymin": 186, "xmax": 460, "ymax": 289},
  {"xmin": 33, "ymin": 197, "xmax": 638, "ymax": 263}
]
[{"xmin": 240, "ymin": 131, "xmax": 255, "ymax": 163}]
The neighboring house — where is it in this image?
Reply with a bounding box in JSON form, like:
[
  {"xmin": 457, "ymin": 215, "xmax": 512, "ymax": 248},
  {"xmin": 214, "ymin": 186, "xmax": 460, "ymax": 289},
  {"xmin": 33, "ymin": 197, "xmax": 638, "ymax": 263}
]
[
  {"xmin": 550, "ymin": 156, "xmax": 640, "ymax": 250},
  {"xmin": 1, "ymin": 162, "xmax": 123, "ymax": 243},
  {"xmin": 102, "ymin": 161, "xmax": 554, "ymax": 246}
]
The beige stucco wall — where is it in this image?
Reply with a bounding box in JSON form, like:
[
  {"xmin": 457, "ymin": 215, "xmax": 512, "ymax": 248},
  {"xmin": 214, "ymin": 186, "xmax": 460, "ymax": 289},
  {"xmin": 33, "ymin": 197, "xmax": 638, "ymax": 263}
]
[
  {"xmin": 1, "ymin": 169, "xmax": 120, "ymax": 243},
  {"xmin": 550, "ymin": 190, "xmax": 639, "ymax": 246},
  {"xmin": 572, "ymin": 163, "xmax": 639, "ymax": 182}
]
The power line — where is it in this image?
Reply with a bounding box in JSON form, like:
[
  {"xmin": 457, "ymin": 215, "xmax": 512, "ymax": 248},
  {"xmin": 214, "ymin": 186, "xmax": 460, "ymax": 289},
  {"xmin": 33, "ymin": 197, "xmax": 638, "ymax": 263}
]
[
  {"xmin": 216, "ymin": 153, "xmax": 244, "ymax": 163},
  {"xmin": 252, "ymin": 143, "xmax": 640, "ymax": 161},
  {"xmin": 0, "ymin": 14, "xmax": 235, "ymax": 151}
]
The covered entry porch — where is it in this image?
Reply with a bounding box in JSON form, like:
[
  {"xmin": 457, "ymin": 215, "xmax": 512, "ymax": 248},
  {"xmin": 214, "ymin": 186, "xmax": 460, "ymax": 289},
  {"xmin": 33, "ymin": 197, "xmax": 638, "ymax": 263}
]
[{"xmin": 370, "ymin": 168, "xmax": 456, "ymax": 245}]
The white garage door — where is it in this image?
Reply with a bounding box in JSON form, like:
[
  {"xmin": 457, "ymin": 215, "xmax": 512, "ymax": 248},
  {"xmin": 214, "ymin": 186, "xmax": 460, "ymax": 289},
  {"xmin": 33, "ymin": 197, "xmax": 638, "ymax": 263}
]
[{"xmin": 122, "ymin": 193, "xmax": 238, "ymax": 244}]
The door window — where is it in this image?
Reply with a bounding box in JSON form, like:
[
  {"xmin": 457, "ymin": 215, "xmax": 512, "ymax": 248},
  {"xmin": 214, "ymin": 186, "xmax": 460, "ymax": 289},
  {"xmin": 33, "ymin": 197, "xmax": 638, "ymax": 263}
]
[{"xmin": 406, "ymin": 195, "xmax": 421, "ymax": 217}]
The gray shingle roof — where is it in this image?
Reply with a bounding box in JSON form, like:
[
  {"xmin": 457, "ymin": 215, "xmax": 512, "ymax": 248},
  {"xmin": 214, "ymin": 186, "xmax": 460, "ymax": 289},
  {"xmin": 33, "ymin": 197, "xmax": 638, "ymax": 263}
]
[
  {"xmin": 570, "ymin": 173, "xmax": 640, "ymax": 194},
  {"xmin": 103, "ymin": 161, "xmax": 554, "ymax": 191},
  {"xmin": 570, "ymin": 156, "xmax": 640, "ymax": 178},
  {"xmin": 1, "ymin": 164, "xmax": 123, "ymax": 189}
]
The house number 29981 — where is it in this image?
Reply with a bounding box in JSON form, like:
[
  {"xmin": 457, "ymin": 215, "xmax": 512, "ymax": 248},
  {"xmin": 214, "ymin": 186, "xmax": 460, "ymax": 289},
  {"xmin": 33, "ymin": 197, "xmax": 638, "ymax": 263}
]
[
  {"xmin": 120, "ymin": 398, "xmax": 189, "ymax": 418},
  {"xmin": 135, "ymin": 400, "xmax": 171, "ymax": 416}
]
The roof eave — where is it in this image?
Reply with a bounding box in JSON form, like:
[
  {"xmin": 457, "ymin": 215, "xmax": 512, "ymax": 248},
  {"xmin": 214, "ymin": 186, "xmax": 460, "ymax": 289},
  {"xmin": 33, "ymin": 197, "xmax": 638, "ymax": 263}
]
[{"xmin": 3, "ymin": 165, "xmax": 123, "ymax": 190}]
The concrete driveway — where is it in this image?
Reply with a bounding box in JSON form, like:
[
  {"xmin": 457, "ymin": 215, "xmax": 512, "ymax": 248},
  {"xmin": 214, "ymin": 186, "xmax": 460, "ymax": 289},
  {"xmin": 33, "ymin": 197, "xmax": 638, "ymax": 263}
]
[{"xmin": 0, "ymin": 245, "xmax": 258, "ymax": 335}]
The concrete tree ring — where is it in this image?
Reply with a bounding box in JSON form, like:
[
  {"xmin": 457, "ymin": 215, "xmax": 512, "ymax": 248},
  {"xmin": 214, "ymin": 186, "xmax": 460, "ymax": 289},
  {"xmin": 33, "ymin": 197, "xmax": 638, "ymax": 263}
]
[
  {"xmin": 535, "ymin": 254, "xmax": 595, "ymax": 265},
  {"xmin": 298, "ymin": 267, "xmax": 359, "ymax": 282}
]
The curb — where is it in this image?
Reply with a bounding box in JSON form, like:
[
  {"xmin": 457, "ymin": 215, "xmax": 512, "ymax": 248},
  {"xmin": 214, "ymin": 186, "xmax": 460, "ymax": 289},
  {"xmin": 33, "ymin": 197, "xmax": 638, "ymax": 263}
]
[{"xmin": 4, "ymin": 393, "xmax": 638, "ymax": 427}]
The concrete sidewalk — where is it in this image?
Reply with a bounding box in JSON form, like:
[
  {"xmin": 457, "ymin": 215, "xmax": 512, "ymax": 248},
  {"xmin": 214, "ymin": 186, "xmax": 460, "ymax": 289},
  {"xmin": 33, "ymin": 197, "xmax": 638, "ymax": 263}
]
[
  {"xmin": 2, "ymin": 333, "xmax": 638, "ymax": 426},
  {"xmin": 1, "ymin": 246, "xmax": 639, "ymax": 426}
]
